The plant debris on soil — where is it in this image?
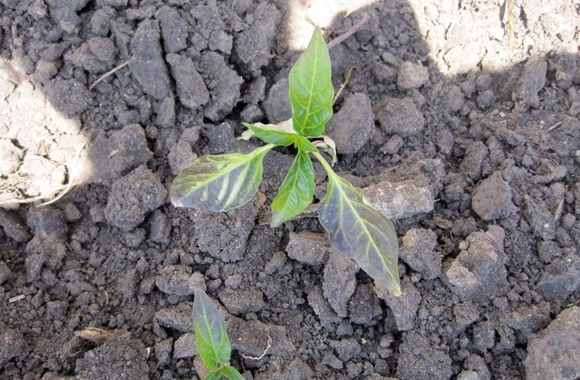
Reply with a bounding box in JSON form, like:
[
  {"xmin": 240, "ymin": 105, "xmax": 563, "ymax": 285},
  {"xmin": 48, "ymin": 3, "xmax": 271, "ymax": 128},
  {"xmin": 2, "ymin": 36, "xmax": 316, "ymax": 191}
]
[{"xmin": 0, "ymin": 0, "xmax": 579, "ymax": 379}]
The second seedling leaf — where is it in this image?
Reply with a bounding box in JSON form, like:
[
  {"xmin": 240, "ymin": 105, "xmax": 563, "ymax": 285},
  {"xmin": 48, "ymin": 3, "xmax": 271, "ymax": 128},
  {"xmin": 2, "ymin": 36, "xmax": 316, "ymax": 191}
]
[
  {"xmin": 170, "ymin": 145, "xmax": 273, "ymax": 212},
  {"xmin": 318, "ymin": 171, "xmax": 402, "ymax": 296},
  {"xmin": 288, "ymin": 27, "xmax": 334, "ymax": 138},
  {"xmin": 271, "ymin": 149, "xmax": 316, "ymax": 227},
  {"xmin": 193, "ymin": 289, "xmax": 232, "ymax": 370}
]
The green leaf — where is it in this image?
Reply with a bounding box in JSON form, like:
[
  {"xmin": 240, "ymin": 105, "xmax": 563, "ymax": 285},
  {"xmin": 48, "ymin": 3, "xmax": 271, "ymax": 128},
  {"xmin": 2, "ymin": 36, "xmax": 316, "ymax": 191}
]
[
  {"xmin": 204, "ymin": 366, "xmax": 245, "ymax": 380},
  {"xmin": 204, "ymin": 370, "xmax": 223, "ymax": 380},
  {"xmin": 288, "ymin": 27, "xmax": 334, "ymax": 137},
  {"xmin": 219, "ymin": 366, "xmax": 245, "ymax": 380},
  {"xmin": 243, "ymin": 122, "xmax": 298, "ymax": 146},
  {"xmin": 317, "ymin": 171, "xmax": 401, "ymax": 296},
  {"xmin": 193, "ymin": 289, "xmax": 232, "ymax": 370},
  {"xmin": 271, "ymin": 149, "xmax": 315, "ymax": 227},
  {"xmin": 170, "ymin": 144, "xmax": 274, "ymax": 212},
  {"xmin": 293, "ymin": 136, "xmax": 318, "ymax": 152},
  {"xmin": 243, "ymin": 123, "xmax": 318, "ymax": 152}
]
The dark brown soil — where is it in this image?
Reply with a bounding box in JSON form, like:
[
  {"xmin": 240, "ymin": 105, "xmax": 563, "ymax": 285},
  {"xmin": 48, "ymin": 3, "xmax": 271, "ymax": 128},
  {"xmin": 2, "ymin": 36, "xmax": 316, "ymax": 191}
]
[{"xmin": 0, "ymin": 1, "xmax": 579, "ymax": 379}]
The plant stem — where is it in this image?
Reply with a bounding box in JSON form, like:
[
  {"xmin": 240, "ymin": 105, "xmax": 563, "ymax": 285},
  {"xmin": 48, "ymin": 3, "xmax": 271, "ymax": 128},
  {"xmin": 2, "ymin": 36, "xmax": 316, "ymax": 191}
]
[{"xmin": 311, "ymin": 150, "xmax": 335, "ymax": 177}]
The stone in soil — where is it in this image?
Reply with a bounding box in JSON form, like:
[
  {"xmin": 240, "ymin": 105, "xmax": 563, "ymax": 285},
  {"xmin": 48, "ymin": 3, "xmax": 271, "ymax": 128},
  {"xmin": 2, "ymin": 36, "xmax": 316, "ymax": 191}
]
[
  {"xmin": 399, "ymin": 228, "xmax": 441, "ymax": 280},
  {"xmin": 129, "ymin": 19, "xmax": 171, "ymax": 100},
  {"xmin": 0, "ymin": 209, "xmax": 31, "ymax": 243},
  {"xmin": 45, "ymin": 0, "xmax": 90, "ymax": 33},
  {"xmin": 156, "ymin": 6, "xmax": 188, "ymax": 54},
  {"xmin": 219, "ymin": 288, "xmax": 265, "ymax": 315},
  {"xmin": 155, "ymin": 265, "xmax": 205, "ymax": 296},
  {"xmin": 329, "ymin": 338, "xmax": 361, "ymax": 362},
  {"xmin": 397, "ymin": 331, "xmax": 453, "ymax": 380},
  {"xmin": 504, "ymin": 302, "xmax": 550, "ymax": 344},
  {"xmin": 376, "ymin": 282, "xmax": 421, "ymax": 332},
  {"xmin": 364, "ymin": 181, "xmax": 434, "ymax": 220},
  {"xmin": 173, "ymin": 333, "xmax": 197, "ymax": 359},
  {"xmin": 44, "ymin": 77, "xmax": 92, "ymax": 118},
  {"xmin": 375, "ymin": 97, "xmax": 425, "ymax": 137},
  {"xmin": 263, "ymin": 78, "xmax": 292, "ymax": 124},
  {"xmin": 154, "ymin": 338, "xmax": 173, "ymax": 367},
  {"xmin": 18, "ymin": 153, "xmax": 65, "ymax": 197},
  {"xmin": 90, "ymin": 7, "xmax": 115, "ymax": 36},
  {"xmin": 524, "ymin": 306, "xmax": 580, "ymax": 380},
  {"xmin": 68, "ymin": 37, "xmax": 117, "ymax": 73},
  {"xmin": 203, "ymin": 122, "xmax": 236, "ymax": 154},
  {"xmin": 88, "ymin": 124, "xmax": 153, "ymax": 184},
  {"xmin": 460, "ymin": 140, "xmax": 488, "ymax": 181},
  {"xmin": 536, "ymin": 253, "xmax": 580, "ymax": 304},
  {"xmin": 453, "ymin": 302, "xmax": 481, "ymax": 336},
  {"xmin": 104, "ymin": 166, "xmax": 167, "ymax": 232},
  {"xmin": 516, "ymin": 58, "xmax": 547, "ymax": 109},
  {"xmin": 286, "ymin": 231, "xmax": 330, "ymax": 266},
  {"xmin": 551, "ymin": 53, "xmax": 577, "ymax": 90},
  {"xmin": 201, "ymin": 52, "xmax": 243, "ymax": 121},
  {"xmin": 227, "ymin": 317, "xmax": 294, "ymax": 359},
  {"xmin": 397, "ymin": 61, "xmax": 429, "ymax": 91},
  {"xmin": 0, "ymin": 321, "xmax": 27, "ymax": 367},
  {"xmin": 348, "ymin": 283, "xmax": 383, "ymax": 325},
  {"xmin": 155, "ymin": 96, "xmax": 175, "ymax": 128},
  {"xmin": 522, "ymin": 195, "xmax": 557, "ymax": 240},
  {"xmin": 167, "ymin": 126, "xmax": 200, "ymax": 175},
  {"xmin": 471, "ymin": 171, "xmax": 516, "ymax": 220},
  {"xmin": 307, "ymin": 286, "xmax": 342, "ymax": 328},
  {"xmin": 74, "ymin": 331, "xmax": 149, "ymax": 379},
  {"xmin": 326, "ymin": 93, "xmax": 374, "ymax": 154},
  {"xmin": 190, "ymin": 195, "xmax": 258, "ymax": 263},
  {"xmin": 0, "ymin": 262, "xmax": 15, "ymax": 285},
  {"xmin": 234, "ymin": 3, "xmax": 280, "ymax": 73},
  {"xmin": 155, "ymin": 302, "xmax": 193, "ymax": 333},
  {"xmin": 166, "ymin": 53, "xmax": 209, "ymax": 110},
  {"xmin": 0, "ymin": 139, "xmax": 22, "ymax": 176},
  {"xmin": 444, "ymin": 225, "xmax": 509, "ymax": 305},
  {"xmin": 323, "ymin": 250, "xmax": 358, "ymax": 318},
  {"xmin": 25, "ymin": 207, "xmax": 68, "ymax": 273},
  {"xmin": 254, "ymin": 357, "xmax": 314, "ymax": 380},
  {"xmin": 149, "ymin": 209, "xmax": 171, "ymax": 245}
]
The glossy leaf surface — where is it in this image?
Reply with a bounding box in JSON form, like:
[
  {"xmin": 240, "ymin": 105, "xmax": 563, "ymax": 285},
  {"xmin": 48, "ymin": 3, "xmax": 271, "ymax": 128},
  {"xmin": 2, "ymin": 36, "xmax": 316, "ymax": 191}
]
[
  {"xmin": 271, "ymin": 149, "xmax": 315, "ymax": 227},
  {"xmin": 171, "ymin": 145, "xmax": 273, "ymax": 212},
  {"xmin": 288, "ymin": 27, "xmax": 334, "ymax": 137},
  {"xmin": 318, "ymin": 172, "xmax": 401, "ymax": 296},
  {"xmin": 219, "ymin": 366, "xmax": 245, "ymax": 380},
  {"xmin": 204, "ymin": 371, "xmax": 222, "ymax": 380},
  {"xmin": 193, "ymin": 289, "xmax": 231, "ymax": 370},
  {"xmin": 243, "ymin": 123, "xmax": 317, "ymax": 152}
]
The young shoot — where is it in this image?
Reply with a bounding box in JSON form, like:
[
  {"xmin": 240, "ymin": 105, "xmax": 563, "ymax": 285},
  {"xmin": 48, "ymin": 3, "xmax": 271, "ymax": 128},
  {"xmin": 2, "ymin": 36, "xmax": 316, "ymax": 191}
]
[
  {"xmin": 192, "ymin": 289, "xmax": 244, "ymax": 380},
  {"xmin": 171, "ymin": 27, "xmax": 401, "ymax": 296}
]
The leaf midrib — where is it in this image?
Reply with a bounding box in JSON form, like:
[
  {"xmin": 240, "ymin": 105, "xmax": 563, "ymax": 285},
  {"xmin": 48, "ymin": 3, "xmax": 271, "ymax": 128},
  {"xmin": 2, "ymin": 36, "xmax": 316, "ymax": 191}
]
[{"xmin": 328, "ymin": 174, "xmax": 399, "ymax": 285}]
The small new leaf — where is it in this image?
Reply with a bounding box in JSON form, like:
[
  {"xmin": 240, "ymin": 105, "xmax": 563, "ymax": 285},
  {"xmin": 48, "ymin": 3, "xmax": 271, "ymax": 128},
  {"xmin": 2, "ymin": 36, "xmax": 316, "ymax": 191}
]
[
  {"xmin": 243, "ymin": 123, "xmax": 317, "ymax": 152},
  {"xmin": 288, "ymin": 27, "xmax": 334, "ymax": 137},
  {"xmin": 204, "ymin": 366, "xmax": 245, "ymax": 380},
  {"xmin": 204, "ymin": 371, "xmax": 223, "ymax": 380},
  {"xmin": 243, "ymin": 122, "xmax": 298, "ymax": 147},
  {"xmin": 271, "ymin": 149, "xmax": 315, "ymax": 227},
  {"xmin": 193, "ymin": 289, "xmax": 231, "ymax": 370},
  {"xmin": 170, "ymin": 145, "xmax": 273, "ymax": 212},
  {"xmin": 219, "ymin": 365, "xmax": 245, "ymax": 380},
  {"xmin": 318, "ymin": 172, "xmax": 401, "ymax": 296}
]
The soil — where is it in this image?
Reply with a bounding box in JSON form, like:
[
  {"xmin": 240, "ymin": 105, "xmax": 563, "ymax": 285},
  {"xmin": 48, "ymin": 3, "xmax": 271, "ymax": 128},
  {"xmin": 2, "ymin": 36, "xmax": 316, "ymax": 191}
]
[{"xmin": 1, "ymin": 0, "xmax": 579, "ymax": 379}]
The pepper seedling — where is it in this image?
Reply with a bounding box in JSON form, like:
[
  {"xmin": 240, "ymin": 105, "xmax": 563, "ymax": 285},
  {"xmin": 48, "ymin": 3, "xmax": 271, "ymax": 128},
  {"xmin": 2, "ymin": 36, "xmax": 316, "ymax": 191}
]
[
  {"xmin": 193, "ymin": 289, "xmax": 244, "ymax": 380},
  {"xmin": 171, "ymin": 27, "xmax": 401, "ymax": 296}
]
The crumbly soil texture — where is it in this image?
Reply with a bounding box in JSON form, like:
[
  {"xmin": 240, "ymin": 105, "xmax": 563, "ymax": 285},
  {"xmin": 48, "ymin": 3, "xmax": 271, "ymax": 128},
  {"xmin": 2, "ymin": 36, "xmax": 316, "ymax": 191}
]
[{"xmin": 1, "ymin": 1, "xmax": 579, "ymax": 379}]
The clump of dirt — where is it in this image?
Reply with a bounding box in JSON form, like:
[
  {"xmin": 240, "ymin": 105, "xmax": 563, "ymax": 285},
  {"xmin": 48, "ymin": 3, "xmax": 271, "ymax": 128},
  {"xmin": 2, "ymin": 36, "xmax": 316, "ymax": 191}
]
[{"xmin": 1, "ymin": 0, "xmax": 579, "ymax": 379}]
